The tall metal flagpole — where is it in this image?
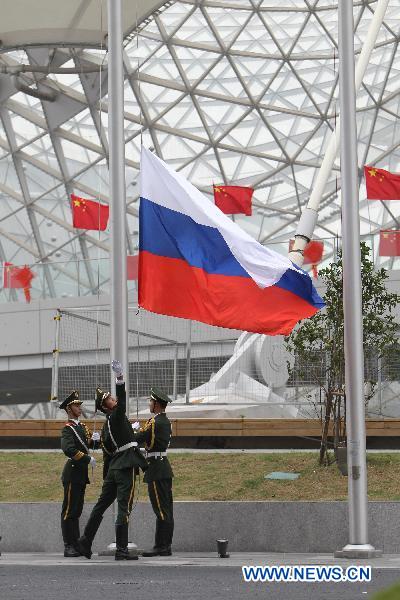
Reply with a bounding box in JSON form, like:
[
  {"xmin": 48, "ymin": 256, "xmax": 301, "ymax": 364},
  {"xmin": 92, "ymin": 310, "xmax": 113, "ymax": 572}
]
[
  {"xmin": 335, "ymin": 0, "xmax": 380, "ymax": 559},
  {"xmin": 108, "ymin": 0, "xmax": 129, "ymax": 404},
  {"xmin": 104, "ymin": 0, "xmax": 135, "ymax": 557}
]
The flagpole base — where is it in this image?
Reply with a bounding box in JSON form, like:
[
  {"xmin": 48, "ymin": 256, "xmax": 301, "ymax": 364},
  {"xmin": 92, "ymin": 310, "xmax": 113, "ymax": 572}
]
[
  {"xmin": 334, "ymin": 544, "xmax": 382, "ymax": 559},
  {"xmin": 98, "ymin": 541, "xmax": 138, "ymax": 557}
]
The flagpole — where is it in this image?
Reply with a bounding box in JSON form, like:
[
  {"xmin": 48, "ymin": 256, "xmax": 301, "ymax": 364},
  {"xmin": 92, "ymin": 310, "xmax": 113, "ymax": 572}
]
[
  {"xmin": 185, "ymin": 320, "xmax": 192, "ymax": 405},
  {"xmin": 334, "ymin": 0, "xmax": 380, "ymax": 559},
  {"xmin": 104, "ymin": 0, "xmax": 134, "ymax": 558},
  {"xmin": 108, "ymin": 0, "xmax": 129, "ymax": 403}
]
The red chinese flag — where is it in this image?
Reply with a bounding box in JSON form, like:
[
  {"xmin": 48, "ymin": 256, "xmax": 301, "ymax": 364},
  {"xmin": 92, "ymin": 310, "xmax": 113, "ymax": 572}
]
[
  {"xmin": 289, "ymin": 240, "xmax": 324, "ymax": 278},
  {"xmin": 3, "ymin": 262, "xmax": 19, "ymax": 288},
  {"xmin": 71, "ymin": 194, "xmax": 109, "ymax": 230},
  {"xmin": 213, "ymin": 185, "xmax": 253, "ymax": 216},
  {"xmin": 127, "ymin": 255, "xmax": 139, "ymax": 280},
  {"xmin": 3, "ymin": 262, "xmax": 35, "ymax": 302},
  {"xmin": 379, "ymin": 230, "xmax": 400, "ymax": 256},
  {"xmin": 303, "ymin": 240, "xmax": 324, "ymax": 265},
  {"xmin": 364, "ymin": 166, "xmax": 400, "ymax": 200},
  {"xmin": 14, "ymin": 266, "xmax": 34, "ymax": 302}
]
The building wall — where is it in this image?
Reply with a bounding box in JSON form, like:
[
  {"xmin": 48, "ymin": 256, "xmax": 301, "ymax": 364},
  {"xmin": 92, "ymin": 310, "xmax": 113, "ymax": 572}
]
[
  {"xmin": 0, "ymin": 295, "xmax": 112, "ymax": 369},
  {"xmin": 0, "ymin": 293, "xmax": 240, "ymax": 371}
]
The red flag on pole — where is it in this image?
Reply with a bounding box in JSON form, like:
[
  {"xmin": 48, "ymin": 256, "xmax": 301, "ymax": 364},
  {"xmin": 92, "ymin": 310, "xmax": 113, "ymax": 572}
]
[
  {"xmin": 3, "ymin": 262, "xmax": 17, "ymax": 288},
  {"xmin": 3, "ymin": 262, "xmax": 35, "ymax": 302},
  {"xmin": 213, "ymin": 185, "xmax": 253, "ymax": 216},
  {"xmin": 379, "ymin": 230, "xmax": 400, "ymax": 256},
  {"xmin": 364, "ymin": 166, "xmax": 400, "ymax": 200},
  {"xmin": 71, "ymin": 194, "xmax": 109, "ymax": 230},
  {"xmin": 127, "ymin": 255, "xmax": 139, "ymax": 280},
  {"xmin": 289, "ymin": 240, "xmax": 324, "ymax": 278}
]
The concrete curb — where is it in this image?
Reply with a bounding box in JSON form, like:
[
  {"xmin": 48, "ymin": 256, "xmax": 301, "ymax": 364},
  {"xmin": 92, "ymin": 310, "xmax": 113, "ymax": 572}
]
[{"xmin": 1, "ymin": 501, "xmax": 399, "ymax": 553}]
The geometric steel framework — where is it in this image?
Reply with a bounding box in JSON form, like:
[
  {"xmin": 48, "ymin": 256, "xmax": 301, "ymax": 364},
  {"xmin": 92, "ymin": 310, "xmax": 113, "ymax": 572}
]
[{"xmin": 0, "ymin": 0, "xmax": 399, "ymax": 300}]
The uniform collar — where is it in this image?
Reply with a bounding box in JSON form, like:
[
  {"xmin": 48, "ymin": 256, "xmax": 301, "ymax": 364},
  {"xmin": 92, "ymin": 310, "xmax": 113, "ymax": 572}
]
[{"xmin": 69, "ymin": 418, "xmax": 80, "ymax": 425}]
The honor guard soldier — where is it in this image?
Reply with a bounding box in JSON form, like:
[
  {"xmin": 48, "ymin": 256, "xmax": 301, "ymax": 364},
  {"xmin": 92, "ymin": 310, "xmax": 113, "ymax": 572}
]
[
  {"xmin": 60, "ymin": 391, "xmax": 99, "ymax": 557},
  {"xmin": 133, "ymin": 387, "xmax": 174, "ymax": 556},
  {"xmin": 77, "ymin": 360, "xmax": 147, "ymax": 561}
]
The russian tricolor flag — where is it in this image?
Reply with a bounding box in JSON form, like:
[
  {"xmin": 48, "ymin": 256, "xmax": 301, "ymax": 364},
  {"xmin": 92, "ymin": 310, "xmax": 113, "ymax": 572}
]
[{"xmin": 139, "ymin": 147, "xmax": 324, "ymax": 336}]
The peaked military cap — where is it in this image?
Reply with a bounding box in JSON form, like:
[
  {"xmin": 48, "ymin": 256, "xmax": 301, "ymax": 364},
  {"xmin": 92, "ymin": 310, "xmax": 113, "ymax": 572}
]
[
  {"xmin": 95, "ymin": 387, "xmax": 111, "ymax": 413},
  {"xmin": 59, "ymin": 390, "xmax": 82, "ymax": 411},
  {"xmin": 150, "ymin": 386, "xmax": 172, "ymax": 405}
]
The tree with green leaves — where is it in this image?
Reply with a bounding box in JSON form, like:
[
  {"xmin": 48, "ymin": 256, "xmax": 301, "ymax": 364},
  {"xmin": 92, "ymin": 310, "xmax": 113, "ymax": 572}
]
[{"xmin": 285, "ymin": 242, "xmax": 399, "ymax": 466}]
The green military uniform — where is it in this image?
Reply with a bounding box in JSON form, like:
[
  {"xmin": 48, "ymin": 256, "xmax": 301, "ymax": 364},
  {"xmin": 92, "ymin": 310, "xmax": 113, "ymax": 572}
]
[
  {"xmin": 78, "ymin": 380, "xmax": 147, "ymax": 560},
  {"xmin": 59, "ymin": 391, "xmax": 94, "ymax": 557},
  {"xmin": 134, "ymin": 387, "xmax": 174, "ymax": 556}
]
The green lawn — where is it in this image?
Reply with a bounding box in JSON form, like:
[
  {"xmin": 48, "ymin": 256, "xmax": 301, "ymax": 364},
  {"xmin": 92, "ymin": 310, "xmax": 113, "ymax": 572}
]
[
  {"xmin": 1, "ymin": 452, "xmax": 400, "ymax": 502},
  {"xmin": 372, "ymin": 583, "xmax": 400, "ymax": 600}
]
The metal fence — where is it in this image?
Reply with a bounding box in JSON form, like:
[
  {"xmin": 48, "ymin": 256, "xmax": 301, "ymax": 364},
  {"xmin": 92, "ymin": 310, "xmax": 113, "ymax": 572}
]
[
  {"xmin": 51, "ymin": 308, "xmax": 400, "ymax": 420},
  {"xmin": 53, "ymin": 308, "xmax": 239, "ymax": 416}
]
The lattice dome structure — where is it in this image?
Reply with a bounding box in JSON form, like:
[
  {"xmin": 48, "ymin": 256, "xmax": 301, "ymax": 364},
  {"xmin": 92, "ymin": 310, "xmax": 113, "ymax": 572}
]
[{"xmin": 0, "ymin": 0, "xmax": 399, "ymax": 301}]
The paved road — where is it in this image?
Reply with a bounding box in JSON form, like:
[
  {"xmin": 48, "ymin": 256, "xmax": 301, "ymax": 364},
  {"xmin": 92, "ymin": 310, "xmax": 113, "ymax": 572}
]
[
  {"xmin": 4, "ymin": 449, "xmax": 400, "ymax": 454},
  {"xmin": 1, "ymin": 555, "xmax": 400, "ymax": 600}
]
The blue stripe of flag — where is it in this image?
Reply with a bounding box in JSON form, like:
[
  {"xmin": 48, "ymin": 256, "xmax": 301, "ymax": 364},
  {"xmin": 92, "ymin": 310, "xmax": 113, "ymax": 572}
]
[{"xmin": 139, "ymin": 197, "xmax": 324, "ymax": 309}]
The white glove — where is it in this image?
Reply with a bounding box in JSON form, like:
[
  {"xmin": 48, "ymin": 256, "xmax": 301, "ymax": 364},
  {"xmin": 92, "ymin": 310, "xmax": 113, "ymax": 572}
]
[
  {"xmin": 111, "ymin": 360, "xmax": 123, "ymax": 377},
  {"xmin": 90, "ymin": 457, "xmax": 96, "ymax": 467},
  {"xmin": 91, "ymin": 432, "xmax": 100, "ymax": 442},
  {"xmin": 131, "ymin": 421, "xmax": 140, "ymax": 431}
]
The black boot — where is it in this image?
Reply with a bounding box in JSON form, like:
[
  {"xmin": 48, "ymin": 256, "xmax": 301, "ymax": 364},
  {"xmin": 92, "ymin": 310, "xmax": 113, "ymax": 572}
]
[
  {"xmin": 71, "ymin": 519, "xmax": 81, "ymax": 554},
  {"xmin": 158, "ymin": 520, "xmax": 173, "ymax": 556},
  {"xmin": 155, "ymin": 519, "xmax": 162, "ymax": 549},
  {"xmin": 115, "ymin": 524, "xmax": 138, "ymax": 561},
  {"xmin": 142, "ymin": 520, "xmax": 172, "ymax": 557},
  {"xmin": 61, "ymin": 519, "xmax": 80, "ymax": 558},
  {"xmin": 77, "ymin": 514, "xmax": 103, "ymax": 559},
  {"xmin": 168, "ymin": 518, "xmax": 174, "ymax": 549},
  {"xmin": 142, "ymin": 519, "xmax": 162, "ymax": 557},
  {"xmin": 61, "ymin": 517, "xmax": 68, "ymax": 546},
  {"xmin": 163, "ymin": 519, "xmax": 174, "ymax": 556}
]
